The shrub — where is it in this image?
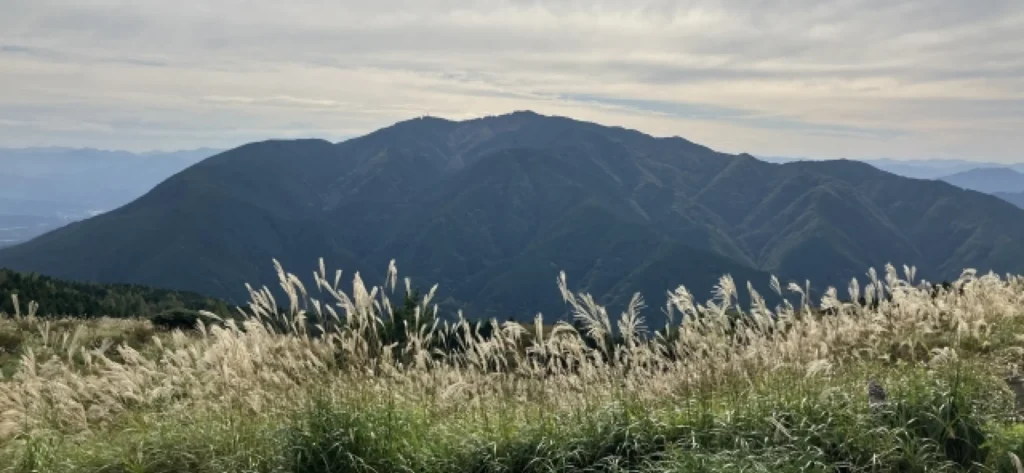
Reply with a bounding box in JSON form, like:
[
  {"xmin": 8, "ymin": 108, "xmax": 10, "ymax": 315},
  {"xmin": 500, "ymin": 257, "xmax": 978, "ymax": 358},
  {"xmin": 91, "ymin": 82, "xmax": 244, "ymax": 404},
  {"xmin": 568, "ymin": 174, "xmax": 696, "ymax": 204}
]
[{"xmin": 150, "ymin": 308, "xmax": 217, "ymax": 331}]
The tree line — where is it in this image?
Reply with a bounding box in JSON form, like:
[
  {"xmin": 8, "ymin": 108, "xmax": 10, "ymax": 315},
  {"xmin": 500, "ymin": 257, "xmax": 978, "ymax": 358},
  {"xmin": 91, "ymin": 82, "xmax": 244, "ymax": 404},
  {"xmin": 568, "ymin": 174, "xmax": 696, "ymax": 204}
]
[{"xmin": 0, "ymin": 268, "xmax": 233, "ymax": 322}]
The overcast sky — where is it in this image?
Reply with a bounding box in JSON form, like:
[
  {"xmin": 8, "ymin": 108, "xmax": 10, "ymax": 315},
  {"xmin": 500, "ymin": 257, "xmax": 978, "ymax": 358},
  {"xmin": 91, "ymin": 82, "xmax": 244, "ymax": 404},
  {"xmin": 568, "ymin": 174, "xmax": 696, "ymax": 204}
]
[{"xmin": 1, "ymin": 0, "xmax": 1022, "ymax": 162}]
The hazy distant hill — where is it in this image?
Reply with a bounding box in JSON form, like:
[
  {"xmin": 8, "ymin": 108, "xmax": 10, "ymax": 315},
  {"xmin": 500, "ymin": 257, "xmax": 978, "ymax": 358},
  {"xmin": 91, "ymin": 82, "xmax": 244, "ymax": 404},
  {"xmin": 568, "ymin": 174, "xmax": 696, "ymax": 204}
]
[
  {"xmin": 939, "ymin": 167, "xmax": 1024, "ymax": 194},
  {"xmin": 0, "ymin": 147, "xmax": 221, "ymax": 244},
  {"xmin": 996, "ymin": 191, "xmax": 1024, "ymax": 209},
  {"xmin": 761, "ymin": 156, "xmax": 1024, "ymax": 180},
  {"xmin": 0, "ymin": 214, "xmax": 71, "ymax": 247},
  {"xmin": 2, "ymin": 112, "xmax": 1023, "ymax": 323},
  {"xmin": 0, "ymin": 147, "xmax": 220, "ymax": 208}
]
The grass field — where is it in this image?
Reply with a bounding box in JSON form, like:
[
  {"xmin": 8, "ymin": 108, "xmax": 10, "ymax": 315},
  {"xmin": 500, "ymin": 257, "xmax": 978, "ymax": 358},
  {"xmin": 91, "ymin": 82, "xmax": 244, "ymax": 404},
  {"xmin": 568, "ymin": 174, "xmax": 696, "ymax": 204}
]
[{"xmin": 2, "ymin": 260, "xmax": 1024, "ymax": 472}]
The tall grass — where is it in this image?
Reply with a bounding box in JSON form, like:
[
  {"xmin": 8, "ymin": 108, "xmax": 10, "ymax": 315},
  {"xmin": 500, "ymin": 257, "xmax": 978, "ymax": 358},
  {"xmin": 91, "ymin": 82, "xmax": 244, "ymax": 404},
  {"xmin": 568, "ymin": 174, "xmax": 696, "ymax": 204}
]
[{"xmin": 1, "ymin": 259, "xmax": 1024, "ymax": 472}]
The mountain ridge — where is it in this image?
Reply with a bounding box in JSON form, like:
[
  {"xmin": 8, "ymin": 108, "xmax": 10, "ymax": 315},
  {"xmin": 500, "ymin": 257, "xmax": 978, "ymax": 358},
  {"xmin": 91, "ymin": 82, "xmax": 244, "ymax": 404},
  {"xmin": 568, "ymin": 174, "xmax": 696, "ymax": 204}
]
[
  {"xmin": 939, "ymin": 167, "xmax": 1024, "ymax": 194},
  {"xmin": 760, "ymin": 156, "xmax": 1024, "ymax": 180},
  {"xmin": 996, "ymin": 191, "xmax": 1024, "ymax": 209},
  {"xmin": 2, "ymin": 111, "xmax": 1023, "ymax": 323}
]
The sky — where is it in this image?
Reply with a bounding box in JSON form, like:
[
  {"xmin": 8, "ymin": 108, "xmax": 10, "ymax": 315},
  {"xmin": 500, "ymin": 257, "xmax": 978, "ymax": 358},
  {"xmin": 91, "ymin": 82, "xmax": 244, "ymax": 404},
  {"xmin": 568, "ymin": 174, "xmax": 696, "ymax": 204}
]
[{"xmin": 1, "ymin": 0, "xmax": 1022, "ymax": 162}]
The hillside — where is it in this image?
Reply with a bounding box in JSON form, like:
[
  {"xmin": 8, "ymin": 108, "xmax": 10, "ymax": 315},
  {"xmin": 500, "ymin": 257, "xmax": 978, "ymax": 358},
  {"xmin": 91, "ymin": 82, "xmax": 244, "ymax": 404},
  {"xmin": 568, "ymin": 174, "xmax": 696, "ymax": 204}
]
[
  {"xmin": 0, "ymin": 267, "xmax": 232, "ymax": 318},
  {"xmin": 2, "ymin": 111, "xmax": 1024, "ymax": 323},
  {"xmin": 940, "ymin": 167, "xmax": 1024, "ymax": 194},
  {"xmin": 996, "ymin": 191, "xmax": 1024, "ymax": 208}
]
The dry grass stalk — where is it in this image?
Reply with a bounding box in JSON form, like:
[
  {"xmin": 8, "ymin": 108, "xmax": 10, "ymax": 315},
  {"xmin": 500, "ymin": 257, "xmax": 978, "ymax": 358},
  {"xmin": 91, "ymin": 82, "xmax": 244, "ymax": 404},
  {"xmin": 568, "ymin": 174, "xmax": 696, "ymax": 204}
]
[{"xmin": 0, "ymin": 259, "xmax": 1021, "ymax": 446}]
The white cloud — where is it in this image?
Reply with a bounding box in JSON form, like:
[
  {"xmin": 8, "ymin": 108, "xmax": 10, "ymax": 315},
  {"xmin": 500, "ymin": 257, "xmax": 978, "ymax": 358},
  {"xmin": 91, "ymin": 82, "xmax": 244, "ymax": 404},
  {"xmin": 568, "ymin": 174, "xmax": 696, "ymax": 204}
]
[
  {"xmin": 0, "ymin": 0, "xmax": 1021, "ymax": 161},
  {"xmin": 202, "ymin": 95, "xmax": 348, "ymax": 109}
]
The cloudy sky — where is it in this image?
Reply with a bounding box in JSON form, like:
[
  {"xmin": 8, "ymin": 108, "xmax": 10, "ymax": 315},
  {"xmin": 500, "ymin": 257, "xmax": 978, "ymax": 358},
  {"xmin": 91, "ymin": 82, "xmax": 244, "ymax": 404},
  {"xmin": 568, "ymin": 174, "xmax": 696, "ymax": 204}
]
[{"xmin": 1, "ymin": 0, "xmax": 1022, "ymax": 162}]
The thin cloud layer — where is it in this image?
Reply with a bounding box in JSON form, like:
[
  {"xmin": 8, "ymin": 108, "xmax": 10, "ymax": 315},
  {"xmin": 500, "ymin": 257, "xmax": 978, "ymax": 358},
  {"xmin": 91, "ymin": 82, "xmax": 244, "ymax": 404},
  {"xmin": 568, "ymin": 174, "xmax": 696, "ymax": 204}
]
[{"xmin": 1, "ymin": 0, "xmax": 1022, "ymax": 160}]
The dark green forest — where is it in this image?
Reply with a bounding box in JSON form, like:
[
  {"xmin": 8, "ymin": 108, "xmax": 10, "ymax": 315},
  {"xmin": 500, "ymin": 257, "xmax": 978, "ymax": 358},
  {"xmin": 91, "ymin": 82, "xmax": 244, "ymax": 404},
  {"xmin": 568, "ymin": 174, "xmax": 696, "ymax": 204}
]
[{"xmin": 0, "ymin": 267, "xmax": 233, "ymax": 319}]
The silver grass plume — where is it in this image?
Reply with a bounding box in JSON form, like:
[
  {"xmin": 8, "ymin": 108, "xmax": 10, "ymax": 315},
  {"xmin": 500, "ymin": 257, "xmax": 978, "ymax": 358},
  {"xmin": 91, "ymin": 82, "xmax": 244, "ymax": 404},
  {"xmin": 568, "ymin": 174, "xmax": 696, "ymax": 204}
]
[
  {"xmin": 713, "ymin": 274, "xmax": 737, "ymax": 310},
  {"xmin": 848, "ymin": 278, "xmax": 861, "ymax": 307},
  {"xmin": 617, "ymin": 293, "xmax": 647, "ymax": 348},
  {"xmin": 387, "ymin": 259, "xmax": 398, "ymax": 293},
  {"xmin": 820, "ymin": 287, "xmax": 840, "ymax": 313}
]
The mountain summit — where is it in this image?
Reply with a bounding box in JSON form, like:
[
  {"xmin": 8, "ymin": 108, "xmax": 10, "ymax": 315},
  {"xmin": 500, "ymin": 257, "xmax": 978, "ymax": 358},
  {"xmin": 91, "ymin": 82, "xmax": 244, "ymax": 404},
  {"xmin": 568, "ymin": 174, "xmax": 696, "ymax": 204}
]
[{"xmin": 2, "ymin": 111, "xmax": 1023, "ymax": 322}]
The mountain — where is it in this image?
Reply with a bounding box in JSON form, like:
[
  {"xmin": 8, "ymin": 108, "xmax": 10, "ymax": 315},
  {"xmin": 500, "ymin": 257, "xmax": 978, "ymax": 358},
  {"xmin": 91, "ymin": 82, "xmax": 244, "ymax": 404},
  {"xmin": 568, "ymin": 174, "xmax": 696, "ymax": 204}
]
[
  {"xmin": 864, "ymin": 159, "xmax": 1013, "ymax": 180},
  {"xmin": 939, "ymin": 167, "xmax": 1024, "ymax": 194},
  {"xmin": 996, "ymin": 191, "xmax": 1024, "ymax": 209},
  {"xmin": 761, "ymin": 156, "xmax": 1024, "ymax": 180},
  {"xmin": 0, "ymin": 147, "xmax": 221, "ymax": 244},
  {"xmin": 2, "ymin": 111, "xmax": 1024, "ymax": 324}
]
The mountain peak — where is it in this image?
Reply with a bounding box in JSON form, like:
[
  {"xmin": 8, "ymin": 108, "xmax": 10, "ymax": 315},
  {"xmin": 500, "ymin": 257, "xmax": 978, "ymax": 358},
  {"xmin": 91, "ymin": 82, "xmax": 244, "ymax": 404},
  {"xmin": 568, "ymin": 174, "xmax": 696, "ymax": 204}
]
[{"xmin": 506, "ymin": 109, "xmax": 542, "ymax": 117}]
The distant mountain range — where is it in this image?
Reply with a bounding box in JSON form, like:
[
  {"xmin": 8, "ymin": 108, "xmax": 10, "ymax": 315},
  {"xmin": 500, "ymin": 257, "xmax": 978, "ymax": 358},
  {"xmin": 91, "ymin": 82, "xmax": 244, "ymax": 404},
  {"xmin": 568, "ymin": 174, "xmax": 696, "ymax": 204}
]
[
  {"xmin": 0, "ymin": 147, "xmax": 221, "ymax": 245},
  {"xmin": 995, "ymin": 191, "xmax": 1024, "ymax": 209},
  {"xmin": 760, "ymin": 156, "xmax": 1024, "ymax": 181},
  {"xmin": 938, "ymin": 167, "xmax": 1024, "ymax": 195},
  {"xmin": 763, "ymin": 156, "xmax": 1024, "ymax": 209},
  {"xmin": 2, "ymin": 112, "xmax": 1023, "ymax": 324}
]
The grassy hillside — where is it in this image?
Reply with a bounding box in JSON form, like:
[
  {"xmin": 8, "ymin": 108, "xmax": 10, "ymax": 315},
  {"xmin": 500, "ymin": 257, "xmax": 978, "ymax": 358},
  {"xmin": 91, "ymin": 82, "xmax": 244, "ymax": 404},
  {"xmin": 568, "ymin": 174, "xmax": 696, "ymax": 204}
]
[{"xmin": 2, "ymin": 258, "xmax": 1024, "ymax": 472}]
